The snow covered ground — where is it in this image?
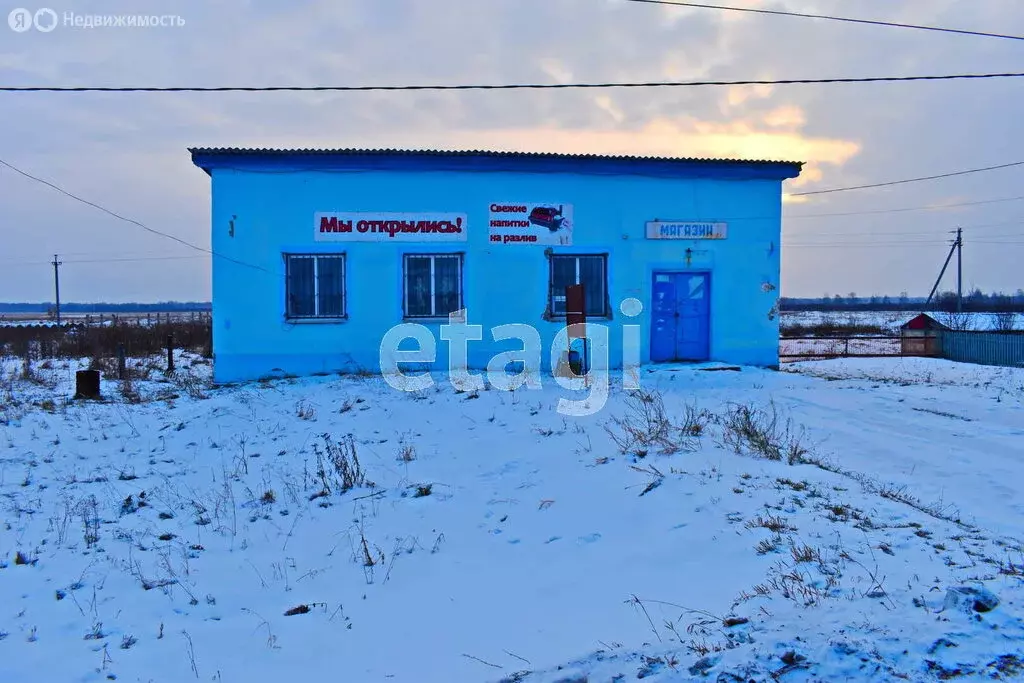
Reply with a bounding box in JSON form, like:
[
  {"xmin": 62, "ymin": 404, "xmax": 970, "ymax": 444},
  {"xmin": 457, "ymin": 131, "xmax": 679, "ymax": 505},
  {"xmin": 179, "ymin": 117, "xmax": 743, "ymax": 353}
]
[
  {"xmin": 782, "ymin": 310, "xmax": 1015, "ymax": 334},
  {"xmin": 782, "ymin": 310, "xmax": 911, "ymax": 332},
  {"xmin": 1, "ymin": 356, "xmax": 1023, "ymax": 682}
]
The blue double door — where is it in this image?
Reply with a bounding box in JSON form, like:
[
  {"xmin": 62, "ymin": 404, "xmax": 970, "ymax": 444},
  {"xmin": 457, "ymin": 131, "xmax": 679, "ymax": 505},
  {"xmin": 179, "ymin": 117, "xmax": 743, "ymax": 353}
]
[{"xmin": 651, "ymin": 272, "xmax": 711, "ymax": 362}]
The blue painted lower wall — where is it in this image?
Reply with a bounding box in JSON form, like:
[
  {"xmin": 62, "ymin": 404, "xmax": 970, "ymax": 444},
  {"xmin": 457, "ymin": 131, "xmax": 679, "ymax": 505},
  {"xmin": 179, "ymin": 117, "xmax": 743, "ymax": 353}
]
[{"xmin": 212, "ymin": 324, "xmax": 780, "ymax": 383}]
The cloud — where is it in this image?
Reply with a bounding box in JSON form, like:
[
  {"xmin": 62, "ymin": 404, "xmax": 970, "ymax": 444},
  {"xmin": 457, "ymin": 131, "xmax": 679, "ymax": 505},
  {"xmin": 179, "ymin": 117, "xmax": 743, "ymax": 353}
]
[
  {"xmin": 763, "ymin": 106, "xmax": 806, "ymax": 128},
  {"xmin": 593, "ymin": 95, "xmax": 627, "ymax": 124},
  {"xmin": 781, "ymin": 194, "xmax": 811, "ymax": 205},
  {"xmin": 725, "ymin": 84, "xmax": 775, "ymax": 108},
  {"xmin": 355, "ymin": 115, "xmax": 857, "ymax": 169},
  {"xmin": 1, "ymin": 0, "xmax": 1022, "ymax": 300}
]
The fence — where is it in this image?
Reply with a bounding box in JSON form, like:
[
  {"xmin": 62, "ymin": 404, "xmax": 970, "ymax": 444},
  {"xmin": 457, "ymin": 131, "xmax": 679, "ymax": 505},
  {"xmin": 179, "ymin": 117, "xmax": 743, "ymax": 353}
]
[
  {"xmin": 938, "ymin": 330, "xmax": 1024, "ymax": 368},
  {"xmin": 0, "ymin": 315, "xmax": 212, "ymax": 361},
  {"xmin": 779, "ymin": 330, "xmax": 1024, "ymax": 368},
  {"xmin": 0, "ymin": 311, "xmax": 209, "ymax": 326},
  {"xmin": 779, "ymin": 336, "xmax": 903, "ymax": 362}
]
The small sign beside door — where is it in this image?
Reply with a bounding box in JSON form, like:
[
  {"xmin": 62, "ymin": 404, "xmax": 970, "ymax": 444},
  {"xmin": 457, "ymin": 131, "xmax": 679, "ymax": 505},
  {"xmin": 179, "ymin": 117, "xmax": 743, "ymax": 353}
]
[{"xmin": 646, "ymin": 221, "xmax": 727, "ymax": 240}]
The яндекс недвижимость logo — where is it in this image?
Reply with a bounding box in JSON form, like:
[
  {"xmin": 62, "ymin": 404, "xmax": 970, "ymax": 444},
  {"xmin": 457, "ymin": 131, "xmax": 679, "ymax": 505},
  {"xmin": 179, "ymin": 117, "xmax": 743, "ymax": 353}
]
[
  {"xmin": 8, "ymin": 8, "xmax": 184, "ymax": 31},
  {"xmin": 8, "ymin": 7, "xmax": 57, "ymax": 32}
]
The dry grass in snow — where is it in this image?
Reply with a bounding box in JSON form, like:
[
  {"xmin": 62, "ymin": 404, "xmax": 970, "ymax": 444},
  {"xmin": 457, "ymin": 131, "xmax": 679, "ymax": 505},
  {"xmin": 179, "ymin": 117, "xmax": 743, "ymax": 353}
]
[{"xmin": 0, "ymin": 354, "xmax": 1022, "ymax": 682}]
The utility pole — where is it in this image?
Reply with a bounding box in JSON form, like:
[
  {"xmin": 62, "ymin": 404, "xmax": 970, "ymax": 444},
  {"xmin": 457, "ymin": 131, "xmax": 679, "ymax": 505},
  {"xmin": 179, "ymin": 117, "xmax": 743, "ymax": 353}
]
[
  {"xmin": 51, "ymin": 254, "xmax": 62, "ymax": 325},
  {"xmin": 955, "ymin": 228, "xmax": 963, "ymax": 314},
  {"xmin": 925, "ymin": 236, "xmax": 958, "ymax": 308}
]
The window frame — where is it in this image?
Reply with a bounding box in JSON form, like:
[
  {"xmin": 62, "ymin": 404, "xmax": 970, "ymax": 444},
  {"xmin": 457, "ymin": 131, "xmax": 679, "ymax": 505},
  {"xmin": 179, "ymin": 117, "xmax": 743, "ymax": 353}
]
[
  {"xmin": 283, "ymin": 252, "xmax": 348, "ymax": 321},
  {"xmin": 547, "ymin": 253, "xmax": 610, "ymax": 319},
  {"xmin": 402, "ymin": 252, "xmax": 465, "ymax": 320}
]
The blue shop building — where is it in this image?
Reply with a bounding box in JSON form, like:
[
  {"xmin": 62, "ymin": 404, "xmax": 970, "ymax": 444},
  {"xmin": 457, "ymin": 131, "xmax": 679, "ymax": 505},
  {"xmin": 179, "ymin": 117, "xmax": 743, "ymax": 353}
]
[{"xmin": 189, "ymin": 148, "xmax": 802, "ymax": 383}]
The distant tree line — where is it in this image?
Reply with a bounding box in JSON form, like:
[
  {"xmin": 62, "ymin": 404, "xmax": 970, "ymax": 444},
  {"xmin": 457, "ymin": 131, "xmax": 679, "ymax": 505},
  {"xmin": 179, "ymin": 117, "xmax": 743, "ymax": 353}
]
[
  {"xmin": 782, "ymin": 289, "xmax": 1024, "ymax": 313},
  {"xmin": 0, "ymin": 301, "xmax": 211, "ymax": 313}
]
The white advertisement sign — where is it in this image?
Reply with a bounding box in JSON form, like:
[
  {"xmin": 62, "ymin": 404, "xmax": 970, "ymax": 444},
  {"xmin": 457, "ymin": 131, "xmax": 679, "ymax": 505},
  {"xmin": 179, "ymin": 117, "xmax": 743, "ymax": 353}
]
[
  {"xmin": 315, "ymin": 212, "xmax": 468, "ymax": 242},
  {"xmin": 646, "ymin": 221, "xmax": 728, "ymax": 240},
  {"xmin": 488, "ymin": 203, "xmax": 574, "ymax": 246}
]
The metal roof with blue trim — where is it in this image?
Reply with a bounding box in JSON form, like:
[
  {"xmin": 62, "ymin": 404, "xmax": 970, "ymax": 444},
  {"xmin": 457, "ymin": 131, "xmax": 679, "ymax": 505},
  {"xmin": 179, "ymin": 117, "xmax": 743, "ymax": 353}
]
[{"xmin": 189, "ymin": 147, "xmax": 803, "ymax": 181}]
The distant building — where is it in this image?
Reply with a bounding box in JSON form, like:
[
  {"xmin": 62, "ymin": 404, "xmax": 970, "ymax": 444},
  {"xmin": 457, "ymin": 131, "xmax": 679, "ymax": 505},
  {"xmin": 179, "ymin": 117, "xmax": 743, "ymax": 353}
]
[
  {"xmin": 900, "ymin": 313, "xmax": 948, "ymax": 356},
  {"xmin": 190, "ymin": 148, "xmax": 802, "ymax": 382}
]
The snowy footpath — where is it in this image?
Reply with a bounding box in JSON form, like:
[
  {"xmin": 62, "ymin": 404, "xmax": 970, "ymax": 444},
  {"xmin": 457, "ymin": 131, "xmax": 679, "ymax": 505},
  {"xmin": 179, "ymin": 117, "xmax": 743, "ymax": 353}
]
[{"xmin": 1, "ymin": 355, "xmax": 1022, "ymax": 682}]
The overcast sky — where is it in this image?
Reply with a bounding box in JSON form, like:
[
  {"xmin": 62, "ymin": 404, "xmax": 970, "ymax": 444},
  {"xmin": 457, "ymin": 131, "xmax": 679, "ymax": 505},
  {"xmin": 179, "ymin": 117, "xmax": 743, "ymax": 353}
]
[{"xmin": 2, "ymin": 0, "xmax": 1023, "ymax": 302}]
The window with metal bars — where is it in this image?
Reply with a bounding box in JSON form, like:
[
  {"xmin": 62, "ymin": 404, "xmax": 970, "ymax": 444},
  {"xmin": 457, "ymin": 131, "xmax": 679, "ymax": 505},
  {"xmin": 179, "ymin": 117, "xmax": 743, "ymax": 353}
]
[
  {"xmin": 548, "ymin": 254, "xmax": 609, "ymax": 317},
  {"xmin": 284, "ymin": 254, "xmax": 346, "ymax": 319},
  {"xmin": 403, "ymin": 253, "xmax": 464, "ymax": 318}
]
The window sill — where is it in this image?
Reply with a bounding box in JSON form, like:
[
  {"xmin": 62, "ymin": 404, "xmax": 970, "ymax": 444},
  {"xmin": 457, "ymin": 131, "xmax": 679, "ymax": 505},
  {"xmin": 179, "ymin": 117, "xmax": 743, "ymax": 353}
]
[
  {"xmin": 284, "ymin": 316, "xmax": 348, "ymax": 325},
  {"xmin": 545, "ymin": 314, "xmax": 613, "ymax": 322},
  {"xmin": 402, "ymin": 316, "xmax": 466, "ymax": 324}
]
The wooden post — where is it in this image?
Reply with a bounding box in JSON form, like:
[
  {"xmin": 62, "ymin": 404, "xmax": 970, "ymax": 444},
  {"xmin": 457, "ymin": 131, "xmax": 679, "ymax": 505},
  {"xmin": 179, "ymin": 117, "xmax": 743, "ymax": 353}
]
[
  {"xmin": 118, "ymin": 343, "xmax": 126, "ymax": 380},
  {"xmin": 52, "ymin": 254, "xmax": 62, "ymax": 325},
  {"xmin": 166, "ymin": 334, "xmax": 174, "ymax": 373},
  {"xmin": 204, "ymin": 319, "xmax": 213, "ymax": 359}
]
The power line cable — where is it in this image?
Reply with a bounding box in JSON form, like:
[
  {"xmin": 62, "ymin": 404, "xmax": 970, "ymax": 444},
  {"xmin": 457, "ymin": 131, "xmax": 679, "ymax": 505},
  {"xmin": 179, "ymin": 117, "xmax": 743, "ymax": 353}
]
[
  {"xmin": 10, "ymin": 230, "xmax": 1020, "ymax": 259},
  {"xmin": 785, "ymin": 243, "xmax": 957, "ymax": 249},
  {"xmin": 786, "ymin": 236, "xmax": 1024, "ymax": 248},
  {"xmin": 45, "ymin": 249, "xmax": 201, "ymax": 259},
  {"xmin": 0, "ymin": 158, "xmax": 207, "ymax": 252},
  {"xmin": 785, "ymin": 219, "xmax": 1024, "ymax": 238},
  {"xmin": 787, "ymin": 195, "xmax": 1024, "ymax": 219},
  {"xmin": 790, "ymin": 161, "xmax": 1024, "ymax": 196},
  {"xmin": 207, "ymin": 164, "xmax": 1024, "ymax": 227},
  {"xmin": 0, "ymin": 157, "xmax": 271, "ymax": 274},
  {"xmin": 9, "ymin": 220, "xmax": 1020, "ymax": 263},
  {"xmin": 2, "ymin": 72, "xmax": 1024, "ymax": 92},
  {"xmin": 622, "ymin": 0, "xmax": 1024, "ymax": 41},
  {"xmin": 790, "ymin": 241, "xmax": 950, "ymax": 249},
  {"xmin": 66, "ymin": 256, "xmax": 209, "ymax": 264},
  {"xmin": 4, "ymin": 156, "xmax": 1023, "ymax": 259},
  {"xmin": 0, "ymin": 255, "xmax": 209, "ymax": 265},
  {"xmin": 194, "ymin": 162, "xmax": 1024, "ymax": 223},
  {"xmin": 225, "ymin": 158, "xmax": 1024, "ymax": 199},
  {"xmin": 788, "ymin": 228, "xmax": 1020, "ymax": 239},
  {"xmin": 0, "ymin": 257, "xmax": 211, "ymax": 269}
]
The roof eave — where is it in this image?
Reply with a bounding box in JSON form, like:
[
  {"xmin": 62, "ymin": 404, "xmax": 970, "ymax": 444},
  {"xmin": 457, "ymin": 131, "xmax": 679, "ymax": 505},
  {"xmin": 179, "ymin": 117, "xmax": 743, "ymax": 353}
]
[{"xmin": 189, "ymin": 147, "xmax": 804, "ymax": 181}]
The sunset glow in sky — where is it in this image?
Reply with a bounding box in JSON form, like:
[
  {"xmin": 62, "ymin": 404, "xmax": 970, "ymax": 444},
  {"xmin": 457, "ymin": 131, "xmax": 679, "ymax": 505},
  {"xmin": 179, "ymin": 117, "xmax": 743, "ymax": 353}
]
[{"xmin": 2, "ymin": 0, "xmax": 1023, "ymax": 301}]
